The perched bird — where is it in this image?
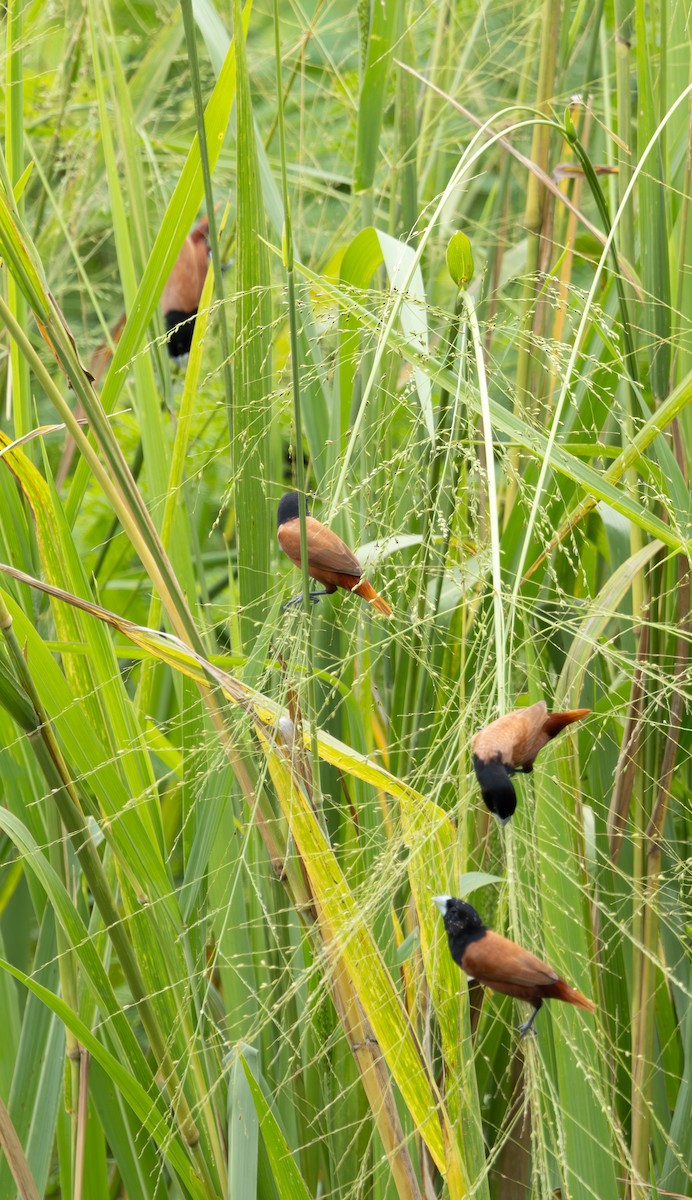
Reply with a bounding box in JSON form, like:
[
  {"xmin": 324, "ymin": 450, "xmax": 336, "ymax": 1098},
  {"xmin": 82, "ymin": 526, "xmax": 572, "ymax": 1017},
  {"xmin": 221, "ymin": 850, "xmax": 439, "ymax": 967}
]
[
  {"xmin": 277, "ymin": 492, "xmax": 392, "ymax": 615},
  {"xmin": 161, "ymin": 216, "xmax": 210, "ymax": 360},
  {"xmin": 472, "ymin": 700, "xmax": 590, "ymax": 823},
  {"xmin": 56, "ymin": 217, "xmax": 211, "ymax": 489},
  {"xmin": 433, "ymin": 896, "xmax": 595, "ymax": 1035}
]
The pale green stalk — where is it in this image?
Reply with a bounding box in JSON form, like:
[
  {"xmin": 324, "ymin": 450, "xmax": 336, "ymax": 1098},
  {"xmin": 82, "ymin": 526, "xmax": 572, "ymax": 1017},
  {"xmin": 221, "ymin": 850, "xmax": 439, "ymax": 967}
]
[{"xmin": 463, "ymin": 288, "xmax": 505, "ymax": 713}]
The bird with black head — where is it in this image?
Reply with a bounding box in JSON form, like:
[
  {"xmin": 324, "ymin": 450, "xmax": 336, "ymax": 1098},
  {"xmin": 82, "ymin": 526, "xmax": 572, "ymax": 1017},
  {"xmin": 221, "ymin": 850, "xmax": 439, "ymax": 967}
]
[
  {"xmin": 472, "ymin": 700, "xmax": 590, "ymax": 823},
  {"xmin": 433, "ymin": 895, "xmax": 595, "ymax": 1036},
  {"xmin": 277, "ymin": 492, "xmax": 392, "ymax": 615}
]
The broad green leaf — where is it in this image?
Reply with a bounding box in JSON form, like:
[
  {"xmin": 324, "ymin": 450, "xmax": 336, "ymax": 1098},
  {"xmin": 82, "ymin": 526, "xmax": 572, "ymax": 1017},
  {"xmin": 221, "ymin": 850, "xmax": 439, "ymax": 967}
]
[
  {"xmin": 1, "ymin": 588, "xmax": 176, "ymax": 912},
  {"xmin": 1, "ymin": 432, "xmax": 160, "ymax": 813},
  {"xmin": 90, "ymin": 1062, "xmax": 169, "ymax": 1200},
  {"xmin": 0, "ymin": 806, "xmax": 161, "ymax": 1090},
  {"xmin": 457, "ymin": 872, "xmax": 503, "ymax": 898},
  {"xmin": 0, "ymin": 913, "xmax": 62, "ymax": 1200}
]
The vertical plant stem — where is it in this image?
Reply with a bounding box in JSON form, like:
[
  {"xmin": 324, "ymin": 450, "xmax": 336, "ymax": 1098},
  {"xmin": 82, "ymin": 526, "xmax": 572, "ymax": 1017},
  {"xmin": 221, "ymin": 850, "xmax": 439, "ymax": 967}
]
[
  {"xmin": 632, "ymin": 533, "xmax": 690, "ymax": 1194},
  {"xmin": 5, "ymin": 0, "xmax": 32, "ymax": 449},
  {"xmin": 399, "ymin": 296, "xmax": 465, "ymax": 773},
  {"xmin": 613, "ymin": 0, "xmax": 634, "ymax": 261},
  {"xmin": 463, "ymin": 289, "xmax": 506, "ymax": 712},
  {"xmin": 73, "ymin": 1049, "xmax": 89, "ymax": 1200},
  {"xmin": 671, "ymin": 80, "xmax": 692, "ymax": 384},
  {"xmin": 417, "ymin": 0, "xmax": 451, "ymax": 199},
  {"xmin": 273, "ymin": 2, "xmax": 322, "ymax": 804},
  {"xmin": 503, "ymin": 0, "xmax": 560, "ymax": 526},
  {"xmin": 179, "ymin": 0, "xmax": 233, "ymax": 424},
  {"xmin": 396, "ymin": 20, "xmax": 418, "ymax": 238}
]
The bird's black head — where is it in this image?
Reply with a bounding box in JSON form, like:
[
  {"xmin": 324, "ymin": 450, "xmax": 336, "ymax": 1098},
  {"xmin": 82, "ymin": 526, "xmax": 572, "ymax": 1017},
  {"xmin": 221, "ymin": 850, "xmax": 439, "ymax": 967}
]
[
  {"xmin": 164, "ymin": 310, "xmax": 197, "ymax": 360},
  {"xmin": 277, "ymin": 492, "xmax": 309, "ymax": 529},
  {"xmin": 433, "ymin": 896, "xmax": 486, "ymax": 965},
  {"xmin": 472, "ymin": 754, "xmax": 517, "ymax": 823}
]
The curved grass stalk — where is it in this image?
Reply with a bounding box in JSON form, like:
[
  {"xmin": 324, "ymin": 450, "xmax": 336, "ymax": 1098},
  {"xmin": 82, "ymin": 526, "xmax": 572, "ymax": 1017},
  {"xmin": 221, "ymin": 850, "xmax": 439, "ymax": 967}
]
[{"xmin": 327, "ymin": 109, "xmax": 551, "ymax": 522}]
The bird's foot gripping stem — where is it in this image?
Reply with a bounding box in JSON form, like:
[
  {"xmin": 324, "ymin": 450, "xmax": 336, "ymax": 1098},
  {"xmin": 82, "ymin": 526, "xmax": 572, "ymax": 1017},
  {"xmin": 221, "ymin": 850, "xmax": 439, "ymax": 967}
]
[
  {"xmin": 283, "ymin": 591, "xmax": 329, "ymax": 611},
  {"xmin": 518, "ymin": 1008, "xmax": 540, "ymax": 1038}
]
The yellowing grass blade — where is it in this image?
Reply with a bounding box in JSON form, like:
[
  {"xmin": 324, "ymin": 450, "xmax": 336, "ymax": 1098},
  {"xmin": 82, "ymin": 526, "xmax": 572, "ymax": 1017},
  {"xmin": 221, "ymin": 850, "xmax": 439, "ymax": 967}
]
[{"xmin": 256, "ymin": 725, "xmax": 464, "ymax": 1189}]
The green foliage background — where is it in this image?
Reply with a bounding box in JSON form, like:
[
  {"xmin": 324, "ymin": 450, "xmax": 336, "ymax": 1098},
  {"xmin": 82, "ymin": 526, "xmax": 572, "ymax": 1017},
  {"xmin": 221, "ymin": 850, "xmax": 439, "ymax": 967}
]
[{"xmin": 0, "ymin": 0, "xmax": 689, "ymax": 1198}]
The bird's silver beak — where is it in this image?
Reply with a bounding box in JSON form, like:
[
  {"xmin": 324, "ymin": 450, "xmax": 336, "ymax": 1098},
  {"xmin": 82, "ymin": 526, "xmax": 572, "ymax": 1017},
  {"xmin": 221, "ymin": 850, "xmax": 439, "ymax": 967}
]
[{"xmin": 432, "ymin": 896, "xmax": 450, "ymax": 914}]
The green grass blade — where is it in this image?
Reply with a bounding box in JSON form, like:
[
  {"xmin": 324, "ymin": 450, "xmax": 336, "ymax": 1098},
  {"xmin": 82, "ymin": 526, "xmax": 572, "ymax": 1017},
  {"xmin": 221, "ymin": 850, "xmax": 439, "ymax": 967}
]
[
  {"xmin": 354, "ymin": 0, "xmax": 402, "ymax": 193},
  {"xmin": 0, "ymin": 912, "xmax": 62, "ymax": 1200},
  {"xmin": 65, "ymin": 26, "xmax": 240, "ymax": 522},
  {"xmin": 231, "ymin": 0, "xmax": 272, "ymax": 644},
  {"xmin": 0, "ymin": 958, "xmax": 209, "ymax": 1200},
  {"xmin": 240, "ymin": 1051, "xmax": 312, "ymax": 1200},
  {"xmin": 228, "ymin": 1047, "xmax": 260, "ymax": 1200},
  {"xmin": 635, "ymin": 0, "xmax": 672, "ymax": 399}
]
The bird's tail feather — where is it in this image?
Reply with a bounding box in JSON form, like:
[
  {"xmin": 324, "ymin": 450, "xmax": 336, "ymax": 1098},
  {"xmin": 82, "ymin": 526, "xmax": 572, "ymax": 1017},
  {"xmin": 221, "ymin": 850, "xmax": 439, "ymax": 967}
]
[
  {"xmin": 543, "ymin": 708, "xmax": 590, "ymax": 737},
  {"xmin": 354, "ymin": 580, "xmax": 392, "ymax": 616},
  {"xmin": 548, "ymin": 977, "xmax": 596, "ymax": 1011}
]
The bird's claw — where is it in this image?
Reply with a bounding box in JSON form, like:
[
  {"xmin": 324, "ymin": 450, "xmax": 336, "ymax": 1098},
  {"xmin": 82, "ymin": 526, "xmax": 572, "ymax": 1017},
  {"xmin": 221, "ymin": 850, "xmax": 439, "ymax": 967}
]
[
  {"xmin": 283, "ymin": 593, "xmax": 322, "ymax": 611},
  {"xmin": 518, "ymin": 1019, "xmax": 539, "ymax": 1038}
]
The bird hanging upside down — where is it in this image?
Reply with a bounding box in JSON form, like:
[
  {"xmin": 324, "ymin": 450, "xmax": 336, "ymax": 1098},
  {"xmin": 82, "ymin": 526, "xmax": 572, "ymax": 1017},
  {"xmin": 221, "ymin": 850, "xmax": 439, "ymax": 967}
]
[
  {"xmin": 472, "ymin": 700, "xmax": 590, "ymax": 823},
  {"xmin": 161, "ymin": 216, "xmax": 210, "ymax": 360},
  {"xmin": 433, "ymin": 895, "xmax": 595, "ymax": 1036},
  {"xmin": 276, "ymin": 492, "xmax": 392, "ymax": 615}
]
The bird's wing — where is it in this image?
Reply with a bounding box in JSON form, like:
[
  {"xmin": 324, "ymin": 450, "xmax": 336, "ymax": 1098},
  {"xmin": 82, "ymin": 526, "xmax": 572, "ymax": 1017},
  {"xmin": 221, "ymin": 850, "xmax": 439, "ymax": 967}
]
[
  {"xmin": 462, "ymin": 930, "xmax": 558, "ymax": 987},
  {"xmin": 510, "ymin": 700, "xmax": 549, "ymax": 763},
  {"xmin": 472, "ymin": 701, "xmax": 548, "ymax": 766},
  {"xmin": 279, "ymin": 517, "xmax": 362, "ymax": 577}
]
